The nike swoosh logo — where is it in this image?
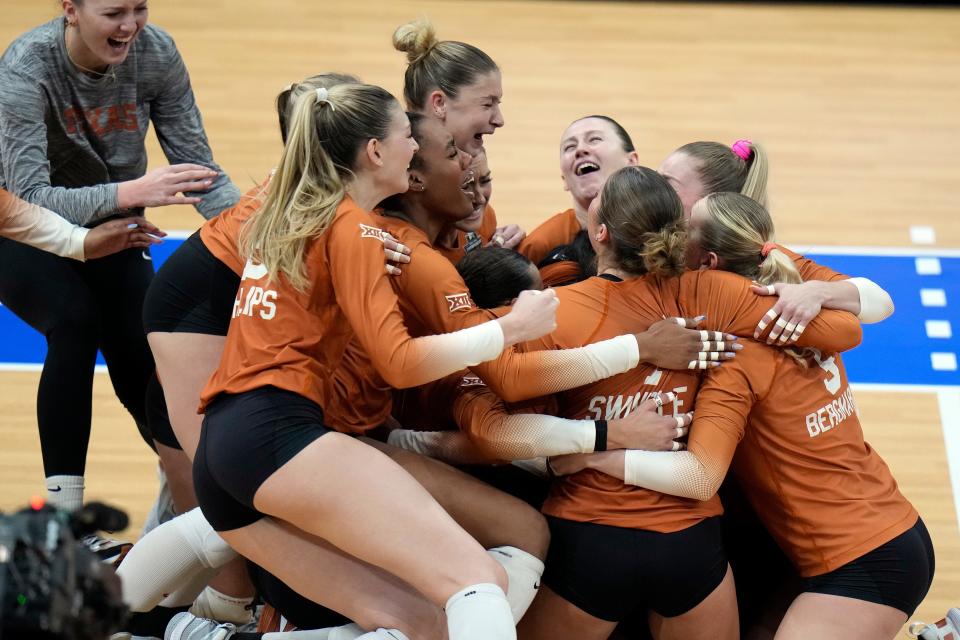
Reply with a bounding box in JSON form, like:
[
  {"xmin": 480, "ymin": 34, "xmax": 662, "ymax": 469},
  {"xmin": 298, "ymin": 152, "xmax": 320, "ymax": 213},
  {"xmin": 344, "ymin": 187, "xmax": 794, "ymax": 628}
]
[
  {"xmin": 142, "ymin": 251, "xmax": 153, "ymax": 261},
  {"xmin": 48, "ymin": 486, "xmax": 62, "ymax": 492}
]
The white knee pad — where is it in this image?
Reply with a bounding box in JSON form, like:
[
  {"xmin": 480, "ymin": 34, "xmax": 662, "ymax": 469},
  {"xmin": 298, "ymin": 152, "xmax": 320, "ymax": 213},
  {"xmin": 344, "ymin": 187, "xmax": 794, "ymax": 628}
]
[
  {"xmin": 173, "ymin": 507, "xmax": 238, "ymax": 569},
  {"xmin": 487, "ymin": 546, "xmax": 544, "ymax": 622}
]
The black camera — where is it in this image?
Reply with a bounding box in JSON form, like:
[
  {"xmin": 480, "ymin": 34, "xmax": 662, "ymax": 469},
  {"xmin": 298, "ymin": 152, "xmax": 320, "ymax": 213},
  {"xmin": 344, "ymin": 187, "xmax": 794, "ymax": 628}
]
[{"xmin": 0, "ymin": 502, "xmax": 129, "ymax": 640}]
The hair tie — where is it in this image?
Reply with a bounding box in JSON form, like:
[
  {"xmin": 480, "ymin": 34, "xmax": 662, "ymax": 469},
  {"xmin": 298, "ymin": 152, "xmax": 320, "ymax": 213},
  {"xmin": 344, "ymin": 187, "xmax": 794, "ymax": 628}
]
[
  {"xmin": 760, "ymin": 241, "xmax": 777, "ymax": 258},
  {"xmin": 315, "ymin": 87, "xmax": 336, "ymax": 111},
  {"xmin": 731, "ymin": 139, "xmax": 753, "ymax": 161}
]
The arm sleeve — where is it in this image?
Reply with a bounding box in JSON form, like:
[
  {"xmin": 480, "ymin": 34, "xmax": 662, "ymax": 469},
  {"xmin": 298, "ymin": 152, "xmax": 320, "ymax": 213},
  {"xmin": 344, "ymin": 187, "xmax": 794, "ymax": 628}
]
[
  {"xmin": 780, "ymin": 246, "xmax": 893, "ymax": 323},
  {"xmin": 620, "ymin": 356, "xmax": 757, "ymax": 499},
  {"xmin": 847, "ymin": 277, "xmax": 894, "ymax": 323},
  {"xmin": 328, "ymin": 213, "xmax": 507, "ymax": 389},
  {"xmin": 452, "ymin": 385, "xmax": 597, "ymax": 460},
  {"xmin": 395, "ymin": 236, "xmax": 645, "ymax": 403},
  {"xmin": 151, "ymin": 45, "xmax": 240, "ymax": 219},
  {"xmin": 0, "ymin": 71, "xmax": 117, "ymax": 224},
  {"xmin": 470, "ymin": 333, "xmax": 641, "ymax": 403},
  {"xmin": 0, "ymin": 190, "xmax": 87, "ymax": 260},
  {"xmin": 682, "ymin": 270, "xmax": 863, "ymax": 353}
]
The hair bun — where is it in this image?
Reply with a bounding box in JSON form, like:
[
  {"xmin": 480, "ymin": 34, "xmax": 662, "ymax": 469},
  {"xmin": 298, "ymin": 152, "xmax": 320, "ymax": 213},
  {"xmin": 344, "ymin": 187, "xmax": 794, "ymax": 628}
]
[{"xmin": 393, "ymin": 18, "xmax": 438, "ymax": 64}]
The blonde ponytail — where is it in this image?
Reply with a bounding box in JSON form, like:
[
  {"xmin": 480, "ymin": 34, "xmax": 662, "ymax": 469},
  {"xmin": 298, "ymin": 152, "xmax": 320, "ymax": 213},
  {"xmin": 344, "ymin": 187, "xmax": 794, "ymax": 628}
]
[
  {"xmin": 241, "ymin": 83, "xmax": 401, "ymax": 291},
  {"xmin": 674, "ymin": 140, "xmax": 770, "ymax": 208}
]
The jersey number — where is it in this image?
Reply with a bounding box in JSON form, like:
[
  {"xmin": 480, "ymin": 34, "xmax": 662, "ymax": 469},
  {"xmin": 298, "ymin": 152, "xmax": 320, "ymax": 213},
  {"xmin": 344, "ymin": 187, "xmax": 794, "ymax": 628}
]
[{"xmin": 810, "ymin": 349, "xmax": 841, "ymax": 396}]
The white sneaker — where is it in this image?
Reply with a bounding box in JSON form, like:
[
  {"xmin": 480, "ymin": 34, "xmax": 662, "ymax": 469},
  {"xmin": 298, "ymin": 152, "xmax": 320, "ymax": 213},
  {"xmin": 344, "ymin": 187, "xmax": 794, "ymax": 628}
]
[
  {"xmin": 164, "ymin": 612, "xmax": 236, "ymax": 640},
  {"xmin": 909, "ymin": 608, "xmax": 960, "ymax": 639},
  {"xmin": 81, "ymin": 533, "xmax": 132, "ymax": 565}
]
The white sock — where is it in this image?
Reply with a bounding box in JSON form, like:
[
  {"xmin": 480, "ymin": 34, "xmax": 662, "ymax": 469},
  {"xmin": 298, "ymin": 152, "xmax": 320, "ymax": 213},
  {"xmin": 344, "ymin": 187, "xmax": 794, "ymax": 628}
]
[
  {"xmin": 445, "ymin": 583, "xmax": 516, "ymax": 640},
  {"xmin": 189, "ymin": 585, "xmax": 254, "ymax": 625},
  {"xmin": 45, "ymin": 474, "xmax": 84, "ymax": 512},
  {"xmin": 117, "ymin": 507, "xmax": 237, "ymax": 611},
  {"xmin": 487, "ymin": 546, "xmax": 544, "ymax": 622},
  {"xmin": 262, "ymin": 625, "xmax": 409, "ymax": 640}
]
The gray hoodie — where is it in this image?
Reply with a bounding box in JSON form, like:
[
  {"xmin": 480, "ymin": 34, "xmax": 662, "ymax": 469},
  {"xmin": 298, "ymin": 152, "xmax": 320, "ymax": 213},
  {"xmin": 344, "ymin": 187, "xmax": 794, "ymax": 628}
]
[{"xmin": 0, "ymin": 18, "xmax": 239, "ymax": 225}]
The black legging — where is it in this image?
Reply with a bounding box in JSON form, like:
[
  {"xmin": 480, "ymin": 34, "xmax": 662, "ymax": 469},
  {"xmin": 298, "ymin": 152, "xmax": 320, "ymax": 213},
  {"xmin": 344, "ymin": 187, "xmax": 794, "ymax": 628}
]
[{"xmin": 0, "ymin": 237, "xmax": 155, "ymax": 476}]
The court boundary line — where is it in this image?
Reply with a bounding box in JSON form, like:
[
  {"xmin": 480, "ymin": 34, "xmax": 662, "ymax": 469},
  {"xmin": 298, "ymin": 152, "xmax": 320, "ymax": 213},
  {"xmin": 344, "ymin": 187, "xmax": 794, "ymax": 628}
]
[
  {"xmin": 937, "ymin": 391, "xmax": 960, "ymax": 532},
  {"xmin": 157, "ymin": 232, "xmax": 960, "ymax": 258}
]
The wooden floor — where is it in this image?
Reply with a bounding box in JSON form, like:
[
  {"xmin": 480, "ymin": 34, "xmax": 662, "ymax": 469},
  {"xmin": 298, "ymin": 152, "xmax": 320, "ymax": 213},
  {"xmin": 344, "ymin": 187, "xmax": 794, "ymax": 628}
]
[{"xmin": 2, "ymin": 0, "xmax": 959, "ymax": 634}]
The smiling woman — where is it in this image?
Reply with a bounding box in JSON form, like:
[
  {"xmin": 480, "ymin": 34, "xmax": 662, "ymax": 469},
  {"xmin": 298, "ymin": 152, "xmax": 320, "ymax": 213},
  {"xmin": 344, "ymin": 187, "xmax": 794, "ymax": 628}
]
[{"xmin": 0, "ymin": 0, "xmax": 239, "ymax": 523}]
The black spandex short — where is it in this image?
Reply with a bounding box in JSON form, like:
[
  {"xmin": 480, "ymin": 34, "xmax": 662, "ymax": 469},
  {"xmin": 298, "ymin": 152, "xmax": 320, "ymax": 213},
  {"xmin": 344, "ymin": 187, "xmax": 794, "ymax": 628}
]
[
  {"xmin": 142, "ymin": 231, "xmax": 239, "ymax": 335},
  {"xmin": 247, "ymin": 561, "xmax": 350, "ymax": 630},
  {"xmin": 193, "ymin": 387, "xmax": 333, "ymax": 532},
  {"xmin": 803, "ymin": 516, "xmax": 934, "ymax": 616},
  {"xmin": 542, "ymin": 515, "xmax": 728, "ymax": 621}
]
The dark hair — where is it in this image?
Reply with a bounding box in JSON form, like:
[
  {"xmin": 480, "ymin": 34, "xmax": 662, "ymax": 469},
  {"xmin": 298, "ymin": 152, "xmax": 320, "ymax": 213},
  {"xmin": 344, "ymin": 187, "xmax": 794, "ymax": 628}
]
[
  {"xmin": 573, "ymin": 115, "xmax": 635, "ymax": 153},
  {"xmin": 457, "ymin": 247, "xmax": 537, "ymax": 308},
  {"xmin": 275, "ymin": 73, "xmax": 360, "ymax": 144},
  {"xmin": 538, "ymin": 230, "xmax": 597, "ymax": 283},
  {"xmin": 597, "ymin": 166, "xmax": 686, "ymax": 277},
  {"xmin": 393, "ymin": 18, "xmax": 499, "ymax": 110}
]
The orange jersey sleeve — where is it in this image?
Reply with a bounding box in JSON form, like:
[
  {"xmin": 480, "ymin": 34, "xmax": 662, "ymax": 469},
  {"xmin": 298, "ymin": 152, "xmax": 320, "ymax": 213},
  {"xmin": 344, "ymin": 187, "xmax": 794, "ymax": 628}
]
[
  {"xmin": 201, "ymin": 198, "xmax": 507, "ymax": 412},
  {"xmin": 539, "ymin": 260, "xmax": 583, "ymax": 287},
  {"xmin": 673, "ymin": 269, "xmax": 862, "ymax": 353},
  {"xmin": 517, "ymin": 209, "xmax": 582, "ymax": 265},
  {"xmin": 433, "ymin": 203, "xmax": 498, "ymax": 264},
  {"xmin": 778, "ymin": 244, "xmax": 849, "ymax": 282},
  {"xmin": 199, "ymin": 179, "xmax": 269, "ymax": 275}
]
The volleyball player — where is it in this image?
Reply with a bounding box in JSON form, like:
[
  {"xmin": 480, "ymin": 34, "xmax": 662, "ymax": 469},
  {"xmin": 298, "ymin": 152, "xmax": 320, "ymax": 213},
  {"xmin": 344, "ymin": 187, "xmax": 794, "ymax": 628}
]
[
  {"xmin": 0, "ymin": 0, "xmax": 239, "ymax": 515},
  {"xmin": 550, "ymin": 192, "xmax": 931, "ymax": 640},
  {"xmin": 393, "ymin": 17, "xmax": 526, "ymax": 259}
]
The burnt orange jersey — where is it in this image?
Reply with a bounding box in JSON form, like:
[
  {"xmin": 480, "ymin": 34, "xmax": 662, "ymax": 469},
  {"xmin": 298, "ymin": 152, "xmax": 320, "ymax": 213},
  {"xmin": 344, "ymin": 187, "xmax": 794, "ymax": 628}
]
[
  {"xmin": 539, "ymin": 260, "xmax": 583, "ymax": 288},
  {"xmin": 689, "ymin": 341, "xmax": 917, "ymax": 576},
  {"xmin": 434, "ymin": 203, "xmax": 498, "ymax": 265},
  {"xmin": 200, "ymin": 196, "xmax": 480, "ymax": 412},
  {"xmin": 519, "ymin": 270, "xmax": 861, "ymax": 531},
  {"xmin": 199, "ymin": 179, "xmax": 268, "ymax": 275},
  {"xmin": 517, "ymin": 209, "xmax": 582, "ymax": 265},
  {"xmin": 324, "ymin": 336, "xmax": 392, "ymax": 434}
]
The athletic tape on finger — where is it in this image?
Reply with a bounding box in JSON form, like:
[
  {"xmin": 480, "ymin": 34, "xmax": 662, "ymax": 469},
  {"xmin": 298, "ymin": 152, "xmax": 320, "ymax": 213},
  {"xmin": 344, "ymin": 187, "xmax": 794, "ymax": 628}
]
[
  {"xmin": 755, "ymin": 309, "xmax": 777, "ymax": 334},
  {"xmin": 676, "ymin": 317, "xmax": 688, "ymax": 328},
  {"xmin": 671, "ymin": 441, "xmax": 681, "ymax": 451}
]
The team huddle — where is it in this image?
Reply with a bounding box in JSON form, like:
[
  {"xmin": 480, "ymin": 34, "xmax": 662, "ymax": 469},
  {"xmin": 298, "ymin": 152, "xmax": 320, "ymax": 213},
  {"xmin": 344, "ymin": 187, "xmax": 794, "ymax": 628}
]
[{"xmin": 0, "ymin": 2, "xmax": 940, "ymax": 640}]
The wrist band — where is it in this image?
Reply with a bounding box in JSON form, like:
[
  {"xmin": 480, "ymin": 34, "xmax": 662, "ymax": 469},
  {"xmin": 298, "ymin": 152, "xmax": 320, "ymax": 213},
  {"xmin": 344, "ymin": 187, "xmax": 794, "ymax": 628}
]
[{"xmin": 594, "ymin": 419, "xmax": 608, "ymax": 452}]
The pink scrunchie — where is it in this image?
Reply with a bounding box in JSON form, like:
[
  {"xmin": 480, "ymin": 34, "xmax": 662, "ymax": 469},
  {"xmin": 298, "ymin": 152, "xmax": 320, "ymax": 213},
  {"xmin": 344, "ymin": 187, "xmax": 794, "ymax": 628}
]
[{"xmin": 731, "ymin": 139, "xmax": 753, "ymax": 161}]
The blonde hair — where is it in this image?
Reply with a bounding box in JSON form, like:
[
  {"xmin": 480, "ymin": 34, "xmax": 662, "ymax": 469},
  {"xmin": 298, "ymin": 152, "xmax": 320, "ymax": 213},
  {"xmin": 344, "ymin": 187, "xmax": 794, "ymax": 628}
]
[
  {"xmin": 696, "ymin": 192, "xmax": 799, "ymax": 286},
  {"xmin": 698, "ymin": 192, "xmax": 810, "ymax": 364},
  {"xmin": 275, "ymin": 73, "xmax": 360, "ymax": 143},
  {"xmin": 241, "ymin": 83, "xmax": 400, "ymax": 291},
  {"xmin": 675, "ymin": 141, "xmax": 769, "ymax": 208},
  {"xmin": 597, "ymin": 166, "xmax": 686, "ymax": 277},
  {"xmin": 393, "ymin": 17, "xmax": 498, "ymax": 110}
]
